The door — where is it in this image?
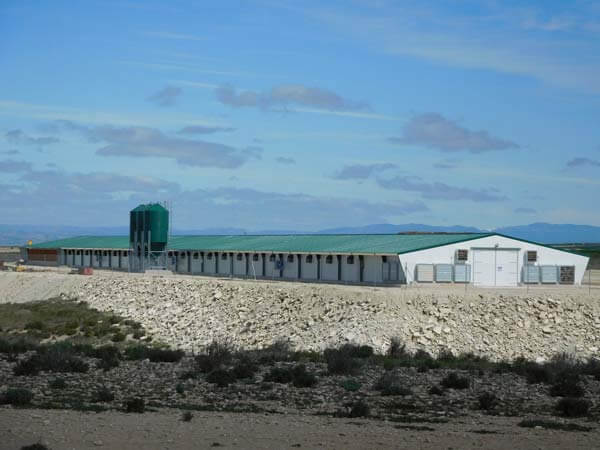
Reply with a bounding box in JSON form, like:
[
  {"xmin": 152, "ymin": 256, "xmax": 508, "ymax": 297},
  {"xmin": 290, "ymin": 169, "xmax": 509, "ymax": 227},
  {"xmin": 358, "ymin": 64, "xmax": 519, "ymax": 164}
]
[{"xmin": 473, "ymin": 248, "xmax": 518, "ymax": 286}]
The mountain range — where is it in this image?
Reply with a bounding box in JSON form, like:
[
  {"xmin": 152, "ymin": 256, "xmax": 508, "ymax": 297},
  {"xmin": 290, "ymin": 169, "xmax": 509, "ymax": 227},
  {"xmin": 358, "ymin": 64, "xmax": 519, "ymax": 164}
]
[{"xmin": 1, "ymin": 222, "xmax": 600, "ymax": 246}]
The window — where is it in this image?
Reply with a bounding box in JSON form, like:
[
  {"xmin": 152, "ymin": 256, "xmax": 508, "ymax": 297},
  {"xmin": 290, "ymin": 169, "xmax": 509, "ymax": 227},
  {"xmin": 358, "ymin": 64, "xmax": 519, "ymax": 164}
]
[
  {"xmin": 85, "ymin": 250, "xmax": 89, "ymax": 255},
  {"xmin": 526, "ymin": 251, "xmax": 537, "ymax": 263},
  {"xmin": 382, "ymin": 256, "xmax": 387, "ymax": 263},
  {"xmin": 269, "ymin": 254, "xmax": 276, "ymax": 262},
  {"xmin": 326, "ymin": 255, "xmax": 333, "ymax": 264},
  {"xmin": 306, "ymin": 255, "xmax": 313, "ymax": 263},
  {"xmin": 77, "ymin": 250, "xmax": 81, "ymax": 255},
  {"xmin": 181, "ymin": 252, "xmax": 186, "ymax": 259},
  {"xmin": 113, "ymin": 251, "xmax": 118, "ymax": 257},
  {"xmin": 287, "ymin": 254, "xmax": 294, "ymax": 263},
  {"xmin": 103, "ymin": 251, "xmax": 108, "ymax": 256},
  {"xmin": 456, "ymin": 249, "xmax": 468, "ymax": 262},
  {"xmin": 168, "ymin": 252, "xmax": 173, "ymax": 257},
  {"xmin": 221, "ymin": 253, "xmax": 228, "ymax": 260},
  {"xmin": 235, "ymin": 253, "xmax": 242, "ymax": 261},
  {"xmin": 347, "ymin": 255, "xmax": 354, "ymax": 264},
  {"xmin": 253, "ymin": 254, "xmax": 259, "ymax": 261},
  {"xmin": 207, "ymin": 253, "xmax": 213, "ymax": 260},
  {"xmin": 193, "ymin": 252, "xmax": 199, "ymax": 260}
]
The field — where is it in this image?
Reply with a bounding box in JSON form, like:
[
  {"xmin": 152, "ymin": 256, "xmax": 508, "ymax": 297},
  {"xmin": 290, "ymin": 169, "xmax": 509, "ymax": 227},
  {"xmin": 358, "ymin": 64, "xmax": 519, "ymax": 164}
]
[{"xmin": 0, "ymin": 268, "xmax": 599, "ymax": 449}]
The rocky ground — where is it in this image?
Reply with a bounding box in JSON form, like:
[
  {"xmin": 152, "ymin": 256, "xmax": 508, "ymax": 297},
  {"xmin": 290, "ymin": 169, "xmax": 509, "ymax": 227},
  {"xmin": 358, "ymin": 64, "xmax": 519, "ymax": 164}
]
[{"xmin": 1, "ymin": 270, "xmax": 599, "ymax": 361}]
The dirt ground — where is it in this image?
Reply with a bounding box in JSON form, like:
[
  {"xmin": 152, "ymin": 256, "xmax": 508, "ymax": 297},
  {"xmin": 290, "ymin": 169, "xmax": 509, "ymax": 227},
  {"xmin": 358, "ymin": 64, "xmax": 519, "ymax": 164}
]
[{"xmin": 1, "ymin": 408, "xmax": 598, "ymax": 450}]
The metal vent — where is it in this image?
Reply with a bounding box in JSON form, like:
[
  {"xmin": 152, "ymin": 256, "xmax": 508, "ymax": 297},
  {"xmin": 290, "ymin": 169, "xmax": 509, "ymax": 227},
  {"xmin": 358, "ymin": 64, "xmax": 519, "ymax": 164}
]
[
  {"xmin": 453, "ymin": 264, "xmax": 471, "ymax": 283},
  {"xmin": 456, "ymin": 249, "xmax": 468, "ymax": 262},
  {"xmin": 523, "ymin": 265, "xmax": 540, "ymax": 283},
  {"xmin": 526, "ymin": 251, "xmax": 537, "ymax": 263},
  {"xmin": 416, "ymin": 264, "xmax": 434, "ymax": 282},
  {"xmin": 559, "ymin": 266, "xmax": 575, "ymax": 284},
  {"xmin": 435, "ymin": 264, "xmax": 453, "ymax": 282}
]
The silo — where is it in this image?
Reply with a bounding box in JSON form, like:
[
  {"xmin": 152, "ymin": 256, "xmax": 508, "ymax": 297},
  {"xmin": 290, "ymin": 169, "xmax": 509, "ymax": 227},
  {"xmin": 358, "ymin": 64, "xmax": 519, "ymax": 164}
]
[{"xmin": 129, "ymin": 203, "xmax": 169, "ymax": 251}]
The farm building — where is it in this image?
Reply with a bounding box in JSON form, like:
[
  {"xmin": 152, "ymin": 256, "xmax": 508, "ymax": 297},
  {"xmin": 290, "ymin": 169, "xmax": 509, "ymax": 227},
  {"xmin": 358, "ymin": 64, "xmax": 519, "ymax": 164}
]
[{"xmin": 23, "ymin": 203, "xmax": 589, "ymax": 287}]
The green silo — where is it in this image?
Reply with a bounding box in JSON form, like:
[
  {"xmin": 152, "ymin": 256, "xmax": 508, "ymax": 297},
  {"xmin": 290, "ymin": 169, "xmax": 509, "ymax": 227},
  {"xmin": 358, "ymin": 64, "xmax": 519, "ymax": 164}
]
[{"xmin": 129, "ymin": 203, "xmax": 169, "ymax": 251}]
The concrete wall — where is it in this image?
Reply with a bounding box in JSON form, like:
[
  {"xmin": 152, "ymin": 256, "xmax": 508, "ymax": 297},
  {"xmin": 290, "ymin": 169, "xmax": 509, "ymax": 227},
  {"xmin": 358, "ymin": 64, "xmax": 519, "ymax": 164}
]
[
  {"xmin": 300, "ymin": 255, "xmax": 318, "ymax": 280},
  {"xmin": 341, "ymin": 255, "xmax": 360, "ymax": 282},
  {"xmin": 248, "ymin": 253, "xmax": 264, "ymax": 277},
  {"xmin": 233, "ymin": 253, "xmax": 247, "ymax": 276},
  {"xmin": 282, "ymin": 254, "xmax": 299, "ymax": 279},
  {"xmin": 265, "ymin": 254, "xmax": 282, "ymax": 278},
  {"xmin": 321, "ymin": 255, "xmax": 339, "ymax": 281},
  {"xmin": 204, "ymin": 252, "xmax": 217, "ymax": 274},
  {"xmin": 176, "ymin": 251, "xmax": 189, "ymax": 273},
  {"xmin": 217, "ymin": 252, "xmax": 232, "ymax": 276},
  {"xmin": 399, "ymin": 235, "xmax": 590, "ymax": 285}
]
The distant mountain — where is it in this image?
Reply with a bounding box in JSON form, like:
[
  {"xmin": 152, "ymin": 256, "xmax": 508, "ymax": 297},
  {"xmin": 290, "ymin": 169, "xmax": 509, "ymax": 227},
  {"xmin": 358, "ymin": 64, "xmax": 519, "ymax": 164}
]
[
  {"xmin": 319, "ymin": 223, "xmax": 482, "ymax": 234},
  {"xmin": 494, "ymin": 223, "xmax": 600, "ymax": 244},
  {"xmin": 1, "ymin": 222, "xmax": 600, "ymax": 246}
]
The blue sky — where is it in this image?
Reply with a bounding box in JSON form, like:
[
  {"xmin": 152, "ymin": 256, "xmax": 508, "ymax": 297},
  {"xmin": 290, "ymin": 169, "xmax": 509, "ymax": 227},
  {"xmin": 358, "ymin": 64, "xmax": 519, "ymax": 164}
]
[{"xmin": 1, "ymin": 0, "xmax": 599, "ymax": 230}]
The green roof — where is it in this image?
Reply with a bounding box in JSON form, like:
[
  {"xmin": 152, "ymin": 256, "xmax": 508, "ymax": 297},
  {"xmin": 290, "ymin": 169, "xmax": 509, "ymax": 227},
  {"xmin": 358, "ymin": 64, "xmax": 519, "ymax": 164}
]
[{"xmin": 29, "ymin": 233, "xmax": 491, "ymax": 254}]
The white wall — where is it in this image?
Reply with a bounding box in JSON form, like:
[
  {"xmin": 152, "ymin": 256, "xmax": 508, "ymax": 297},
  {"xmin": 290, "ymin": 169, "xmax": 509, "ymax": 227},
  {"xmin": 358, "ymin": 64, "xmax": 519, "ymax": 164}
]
[
  {"xmin": 204, "ymin": 252, "xmax": 217, "ymax": 274},
  {"xmin": 399, "ymin": 234, "xmax": 589, "ymax": 285},
  {"xmin": 83, "ymin": 250, "xmax": 91, "ymax": 266},
  {"xmin": 177, "ymin": 251, "xmax": 189, "ymax": 273},
  {"xmin": 233, "ymin": 253, "xmax": 247, "ymax": 276},
  {"xmin": 110, "ymin": 250, "xmax": 120, "ymax": 269},
  {"xmin": 265, "ymin": 254, "xmax": 282, "ymax": 278},
  {"xmin": 190, "ymin": 252, "xmax": 202, "ymax": 273},
  {"xmin": 321, "ymin": 255, "xmax": 339, "ymax": 281},
  {"xmin": 248, "ymin": 253, "xmax": 264, "ymax": 277},
  {"xmin": 363, "ymin": 255, "xmax": 383, "ymax": 283},
  {"xmin": 301, "ymin": 255, "xmax": 318, "ymax": 280},
  {"xmin": 341, "ymin": 255, "xmax": 360, "ymax": 282},
  {"xmin": 283, "ymin": 254, "xmax": 299, "ymax": 279},
  {"xmin": 217, "ymin": 252, "xmax": 232, "ymax": 275}
]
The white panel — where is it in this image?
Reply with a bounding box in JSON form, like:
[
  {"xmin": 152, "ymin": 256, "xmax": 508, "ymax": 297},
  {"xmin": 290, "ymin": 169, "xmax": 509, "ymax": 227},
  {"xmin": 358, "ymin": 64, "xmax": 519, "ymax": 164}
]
[
  {"xmin": 233, "ymin": 254, "xmax": 247, "ymax": 276},
  {"xmin": 473, "ymin": 249, "xmax": 494, "ymax": 286},
  {"xmin": 321, "ymin": 255, "xmax": 339, "ymax": 281},
  {"xmin": 248, "ymin": 254, "xmax": 263, "ymax": 277},
  {"xmin": 300, "ymin": 255, "xmax": 318, "ymax": 280},
  {"xmin": 416, "ymin": 264, "xmax": 434, "ymax": 282},
  {"xmin": 363, "ymin": 256, "xmax": 383, "ymax": 283},
  {"xmin": 282, "ymin": 254, "xmax": 299, "ymax": 279},
  {"xmin": 495, "ymin": 249, "xmax": 518, "ymax": 286}
]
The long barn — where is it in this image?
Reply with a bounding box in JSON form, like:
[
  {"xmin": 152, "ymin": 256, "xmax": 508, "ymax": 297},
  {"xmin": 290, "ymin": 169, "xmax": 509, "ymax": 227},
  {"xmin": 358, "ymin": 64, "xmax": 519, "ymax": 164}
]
[{"xmin": 25, "ymin": 232, "xmax": 589, "ymax": 287}]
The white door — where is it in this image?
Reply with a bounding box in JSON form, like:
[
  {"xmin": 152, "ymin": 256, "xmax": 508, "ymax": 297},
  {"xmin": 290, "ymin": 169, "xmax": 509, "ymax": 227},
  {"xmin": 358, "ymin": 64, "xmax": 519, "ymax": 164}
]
[
  {"xmin": 473, "ymin": 248, "xmax": 518, "ymax": 286},
  {"xmin": 495, "ymin": 249, "xmax": 518, "ymax": 286},
  {"xmin": 473, "ymin": 249, "xmax": 495, "ymax": 286}
]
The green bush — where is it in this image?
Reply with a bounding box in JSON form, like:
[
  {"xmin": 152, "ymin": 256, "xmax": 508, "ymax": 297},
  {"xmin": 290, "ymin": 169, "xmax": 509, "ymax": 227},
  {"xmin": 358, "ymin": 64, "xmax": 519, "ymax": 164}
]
[
  {"xmin": 92, "ymin": 386, "xmax": 114, "ymax": 403},
  {"xmin": 20, "ymin": 443, "xmax": 49, "ymax": 450},
  {"xmin": 340, "ymin": 378, "xmax": 361, "ymax": 392},
  {"xmin": 0, "ymin": 336, "xmax": 38, "ymax": 354},
  {"xmin": 374, "ymin": 373, "xmax": 411, "ymax": 396},
  {"xmin": 231, "ymin": 355, "xmax": 258, "ymax": 379},
  {"xmin": 0, "ymin": 388, "xmax": 33, "ymax": 406},
  {"xmin": 49, "ymin": 377, "xmax": 67, "ymax": 389},
  {"xmin": 182, "ymin": 411, "xmax": 194, "ymax": 422},
  {"xmin": 428, "ymin": 385, "xmax": 444, "ymax": 396},
  {"xmin": 477, "ymin": 392, "xmax": 498, "ymax": 410},
  {"xmin": 111, "ymin": 331, "xmax": 126, "ymax": 342},
  {"xmin": 206, "ymin": 369, "xmax": 236, "ymax": 387},
  {"xmin": 176, "ymin": 383, "xmax": 185, "ymax": 395},
  {"xmin": 387, "ymin": 337, "xmax": 407, "ymax": 358},
  {"xmin": 124, "ymin": 397, "xmax": 145, "ymax": 413},
  {"xmin": 14, "ymin": 348, "xmax": 89, "ymax": 376},
  {"xmin": 195, "ymin": 341, "xmax": 232, "ymax": 373},
  {"xmin": 291, "ymin": 365, "xmax": 317, "ymax": 388},
  {"xmin": 518, "ymin": 419, "xmax": 592, "ymax": 432},
  {"xmin": 264, "ymin": 366, "xmax": 294, "ymax": 384},
  {"xmin": 441, "ymin": 372, "xmax": 470, "ymax": 390},
  {"xmin": 549, "ymin": 372, "xmax": 584, "ymax": 398},
  {"xmin": 24, "ymin": 320, "xmax": 45, "ymax": 331},
  {"xmin": 324, "ymin": 346, "xmax": 362, "ymax": 375},
  {"xmin": 348, "ymin": 400, "xmax": 370, "ymax": 418},
  {"xmin": 124, "ymin": 345, "xmax": 184, "ymax": 363},
  {"xmin": 555, "ymin": 397, "xmax": 590, "ymax": 418}
]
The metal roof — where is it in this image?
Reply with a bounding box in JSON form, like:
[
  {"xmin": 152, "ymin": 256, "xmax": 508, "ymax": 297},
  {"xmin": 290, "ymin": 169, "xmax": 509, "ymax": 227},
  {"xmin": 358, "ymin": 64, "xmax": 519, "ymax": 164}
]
[{"xmin": 29, "ymin": 233, "xmax": 491, "ymax": 254}]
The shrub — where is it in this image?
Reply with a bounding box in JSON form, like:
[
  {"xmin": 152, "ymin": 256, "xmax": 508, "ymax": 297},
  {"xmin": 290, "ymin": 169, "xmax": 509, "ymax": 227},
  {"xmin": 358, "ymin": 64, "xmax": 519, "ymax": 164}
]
[
  {"xmin": 206, "ymin": 369, "xmax": 236, "ymax": 388},
  {"xmin": 124, "ymin": 397, "xmax": 145, "ymax": 413},
  {"xmin": 176, "ymin": 383, "xmax": 185, "ymax": 395},
  {"xmin": 231, "ymin": 355, "xmax": 258, "ymax": 379},
  {"xmin": 374, "ymin": 373, "xmax": 411, "ymax": 396},
  {"xmin": 124, "ymin": 345, "xmax": 184, "ymax": 363},
  {"xmin": 428, "ymin": 385, "xmax": 444, "ymax": 396},
  {"xmin": 182, "ymin": 411, "xmax": 194, "ymax": 422},
  {"xmin": 477, "ymin": 392, "xmax": 498, "ymax": 410},
  {"xmin": 49, "ymin": 378, "xmax": 67, "ymax": 389},
  {"xmin": 291, "ymin": 365, "xmax": 317, "ymax": 388},
  {"xmin": 14, "ymin": 348, "xmax": 89, "ymax": 376},
  {"xmin": 111, "ymin": 332, "xmax": 126, "ymax": 342},
  {"xmin": 20, "ymin": 444, "xmax": 49, "ymax": 450},
  {"xmin": 0, "ymin": 336, "xmax": 38, "ymax": 354},
  {"xmin": 264, "ymin": 366, "xmax": 294, "ymax": 384},
  {"xmin": 254, "ymin": 339, "xmax": 292, "ymax": 363},
  {"xmin": 387, "ymin": 337, "xmax": 407, "ymax": 358},
  {"xmin": 348, "ymin": 400, "xmax": 370, "ymax": 418},
  {"xmin": 340, "ymin": 379, "xmax": 361, "ymax": 392},
  {"xmin": 549, "ymin": 373, "xmax": 584, "ymax": 398},
  {"xmin": 196, "ymin": 341, "xmax": 233, "ymax": 373},
  {"xmin": 324, "ymin": 346, "xmax": 362, "ymax": 375},
  {"xmin": 441, "ymin": 372, "xmax": 470, "ymax": 390},
  {"xmin": 339, "ymin": 344, "xmax": 373, "ymax": 359},
  {"xmin": 24, "ymin": 320, "xmax": 45, "ymax": 330},
  {"xmin": 92, "ymin": 386, "xmax": 114, "ymax": 403},
  {"xmin": 0, "ymin": 388, "xmax": 33, "ymax": 406},
  {"xmin": 555, "ymin": 397, "xmax": 590, "ymax": 418}
]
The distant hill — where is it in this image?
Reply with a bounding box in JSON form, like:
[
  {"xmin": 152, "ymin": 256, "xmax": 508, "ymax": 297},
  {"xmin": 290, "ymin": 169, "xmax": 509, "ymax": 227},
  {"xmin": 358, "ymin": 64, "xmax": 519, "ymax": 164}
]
[{"xmin": 1, "ymin": 222, "xmax": 600, "ymax": 246}]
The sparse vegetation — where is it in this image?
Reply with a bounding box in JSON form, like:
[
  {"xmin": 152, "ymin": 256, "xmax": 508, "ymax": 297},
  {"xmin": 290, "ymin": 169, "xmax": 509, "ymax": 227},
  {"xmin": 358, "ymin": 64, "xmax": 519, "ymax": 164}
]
[
  {"xmin": 518, "ymin": 419, "xmax": 593, "ymax": 432},
  {"xmin": 0, "ymin": 387, "xmax": 33, "ymax": 406},
  {"xmin": 20, "ymin": 443, "xmax": 49, "ymax": 450},
  {"xmin": 124, "ymin": 345, "xmax": 184, "ymax": 363},
  {"xmin": 324, "ymin": 345, "xmax": 363, "ymax": 375},
  {"xmin": 348, "ymin": 400, "xmax": 370, "ymax": 418},
  {"xmin": 176, "ymin": 383, "xmax": 185, "ymax": 395},
  {"xmin": 554, "ymin": 397, "xmax": 591, "ymax": 417},
  {"xmin": 14, "ymin": 347, "xmax": 89, "ymax": 376},
  {"xmin": 182, "ymin": 411, "xmax": 194, "ymax": 422},
  {"xmin": 374, "ymin": 372, "xmax": 412, "ymax": 396},
  {"xmin": 124, "ymin": 397, "xmax": 145, "ymax": 413},
  {"xmin": 477, "ymin": 392, "xmax": 498, "ymax": 410},
  {"xmin": 196, "ymin": 341, "xmax": 233, "ymax": 373},
  {"xmin": 340, "ymin": 378, "xmax": 361, "ymax": 392},
  {"xmin": 91, "ymin": 386, "xmax": 114, "ymax": 403},
  {"xmin": 206, "ymin": 368, "xmax": 236, "ymax": 387},
  {"xmin": 441, "ymin": 372, "xmax": 470, "ymax": 390},
  {"xmin": 48, "ymin": 377, "xmax": 67, "ymax": 389}
]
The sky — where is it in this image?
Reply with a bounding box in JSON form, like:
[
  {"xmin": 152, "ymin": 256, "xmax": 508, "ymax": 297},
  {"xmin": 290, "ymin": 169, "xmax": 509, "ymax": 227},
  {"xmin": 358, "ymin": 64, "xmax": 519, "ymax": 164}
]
[{"xmin": 1, "ymin": 0, "xmax": 599, "ymax": 231}]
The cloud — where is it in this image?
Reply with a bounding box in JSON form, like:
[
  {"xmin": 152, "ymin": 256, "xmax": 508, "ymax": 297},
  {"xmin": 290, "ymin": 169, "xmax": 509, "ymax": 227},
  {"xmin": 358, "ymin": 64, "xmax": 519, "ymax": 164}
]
[
  {"xmin": 178, "ymin": 125, "xmax": 236, "ymax": 134},
  {"xmin": 275, "ymin": 157, "xmax": 296, "ymax": 165},
  {"xmin": 0, "ymin": 159, "xmax": 32, "ymax": 172},
  {"xmin": 215, "ymin": 84, "xmax": 369, "ymax": 111},
  {"xmin": 332, "ymin": 163, "xmax": 396, "ymax": 180},
  {"xmin": 566, "ymin": 157, "xmax": 600, "ymax": 168},
  {"xmin": 147, "ymin": 86, "xmax": 182, "ymax": 107},
  {"xmin": 5, "ymin": 129, "xmax": 59, "ymax": 146},
  {"xmin": 514, "ymin": 207, "xmax": 537, "ymax": 214},
  {"xmin": 433, "ymin": 159, "xmax": 460, "ymax": 169},
  {"xmin": 376, "ymin": 175, "xmax": 507, "ymax": 202},
  {"xmin": 63, "ymin": 122, "xmax": 255, "ymax": 169},
  {"xmin": 0, "ymin": 149, "xmax": 19, "ymax": 155},
  {"xmin": 388, "ymin": 113, "xmax": 519, "ymax": 153},
  {"xmin": 174, "ymin": 187, "xmax": 428, "ymax": 230}
]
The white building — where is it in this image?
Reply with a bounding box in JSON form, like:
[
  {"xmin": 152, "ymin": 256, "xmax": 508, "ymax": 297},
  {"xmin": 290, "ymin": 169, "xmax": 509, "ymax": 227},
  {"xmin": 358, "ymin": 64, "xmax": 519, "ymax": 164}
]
[{"xmin": 25, "ymin": 232, "xmax": 589, "ymax": 287}]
